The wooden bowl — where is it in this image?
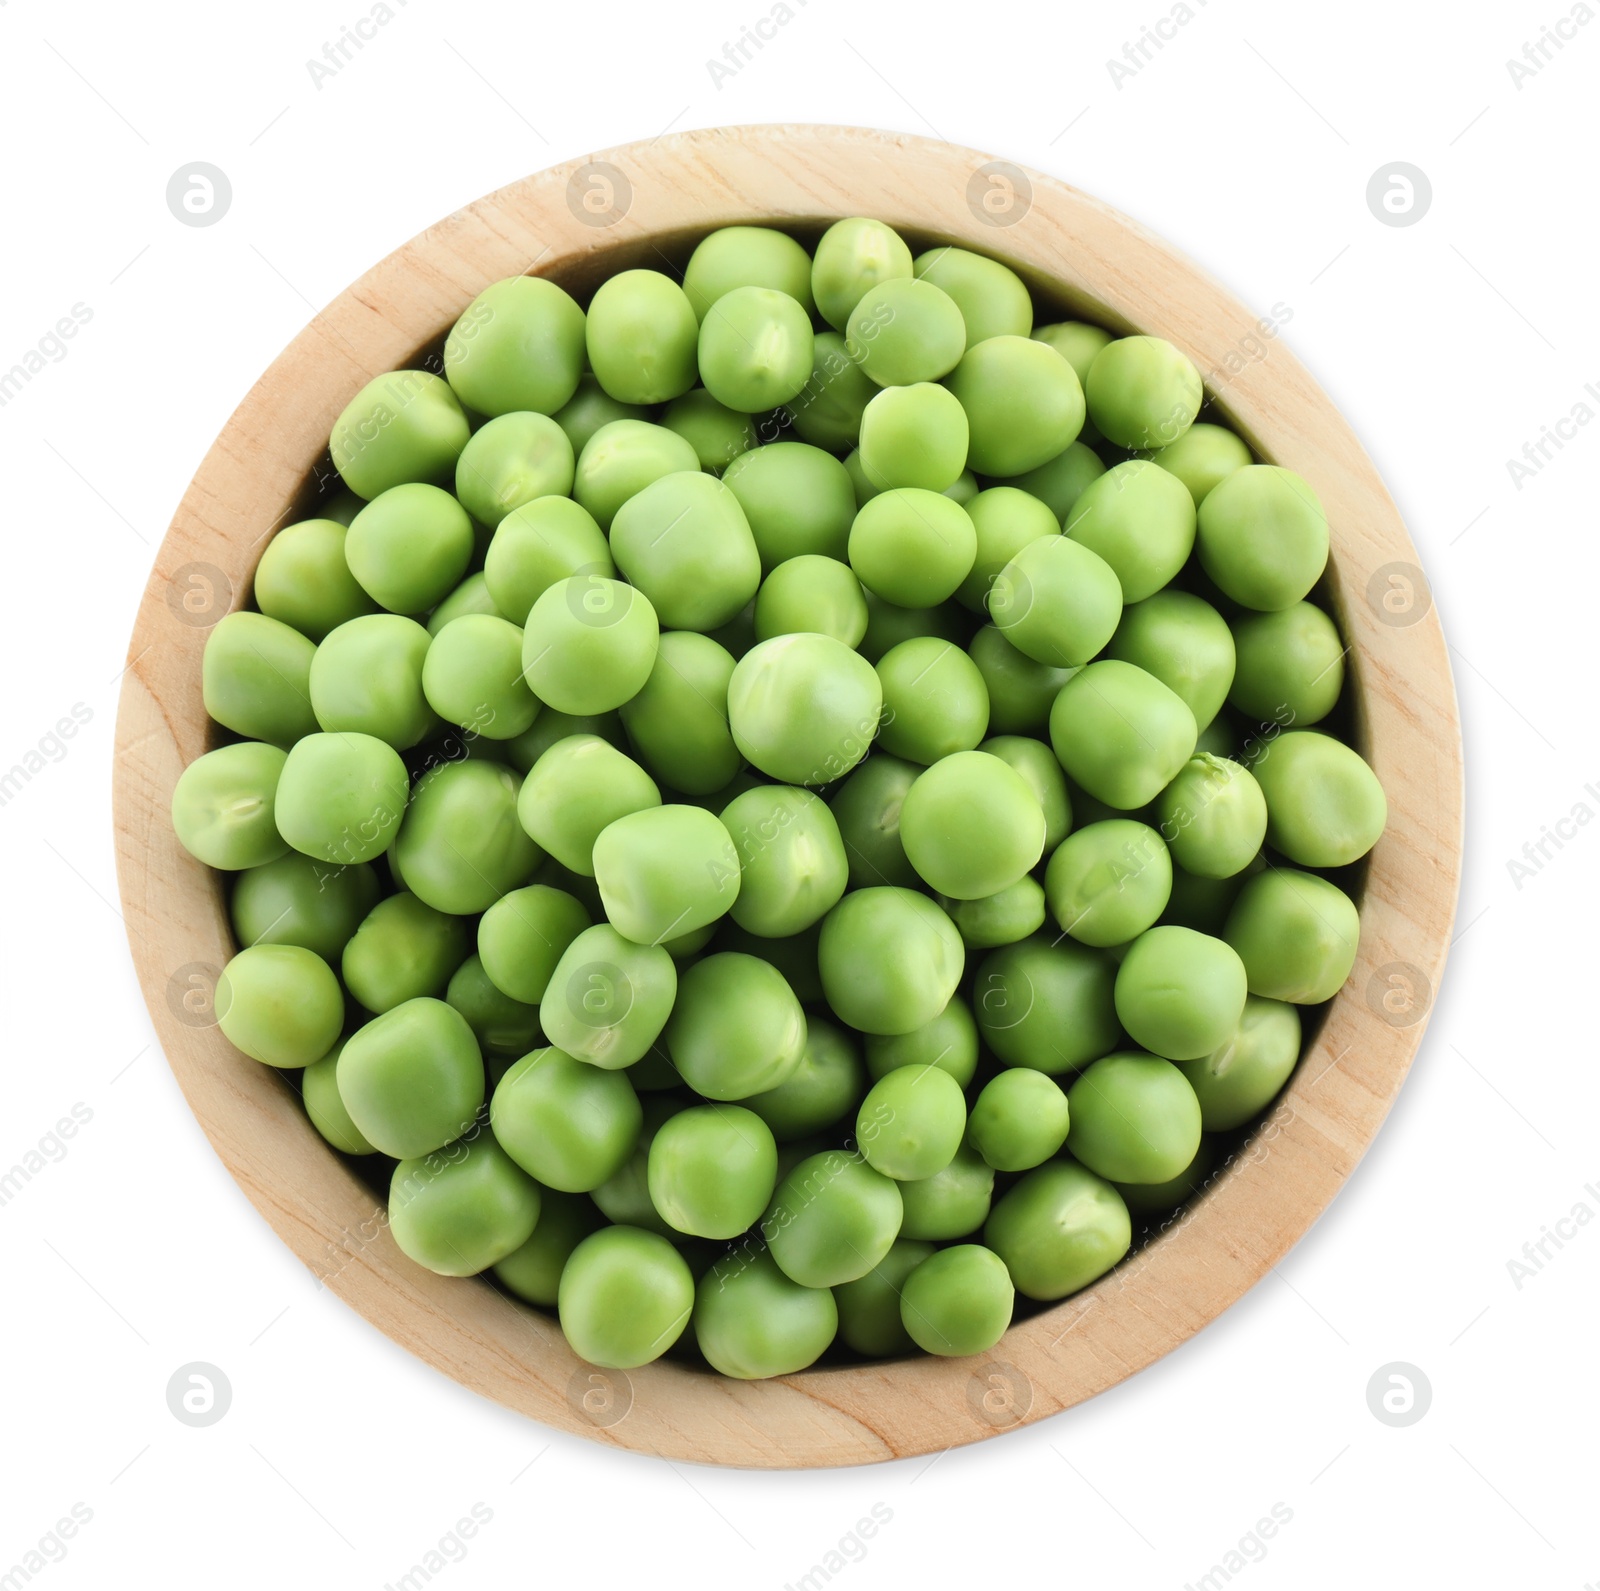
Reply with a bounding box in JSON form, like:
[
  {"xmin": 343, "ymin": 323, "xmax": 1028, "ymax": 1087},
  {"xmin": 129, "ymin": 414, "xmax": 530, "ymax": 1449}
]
[{"xmin": 113, "ymin": 124, "xmax": 1463, "ymax": 1468}]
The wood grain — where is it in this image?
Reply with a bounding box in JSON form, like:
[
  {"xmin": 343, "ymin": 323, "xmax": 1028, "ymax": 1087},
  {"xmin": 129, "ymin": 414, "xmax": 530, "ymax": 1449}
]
[{"xmin": 112, "ymin": 124, "xmax": 1464, "ymax": 1468}]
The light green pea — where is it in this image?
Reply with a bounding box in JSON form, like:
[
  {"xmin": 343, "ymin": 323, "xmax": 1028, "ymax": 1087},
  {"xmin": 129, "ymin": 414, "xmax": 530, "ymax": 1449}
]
[
  {"xmin": 254, "ymin": 519, "xmax": 379, "ymax": 641},
  {"xmin": 721, "ymin": 785, "xmax": 849, "ymax": 938},
  {"xmin": 1032, "ymin": 321, "xmax": 1114, "ymax": 385},
  {"xmin": 428, "ymin": 572, "xmax": 505, "ymax": 636},
  {"xmin": 1114, "ymin": 926, "xmax": 1248, "ymax": 1061},
  {"xmin": 990, "ymin": 534, "xmax": 1122, "ymax": 669},
  {"xmin": 559, "ymin": 1225, "xmax": 695, "ymax": 1369},
  {"xmin": 742, "ymin": 1016, "xmax": 865, "ymax": 1141},
  {"xmin": 897, "ymin": 1144, "xmax": 994, "ymax": 1241},
  {"xmin": 980, "ymin": 734, "xmax": 1072, "ymax": 850},
  {"xmin": 1107, "ymin": 589, "xmax": 1235, "ymax": 731},
  {"xmin": 310, "ymin": 614, "xmax": 434, "ymax": 749},
  {"xmin": 339, "ymin": 997, "xmax": 485, "ymax": 1157},
  {"xmin": 683, "ymin": 226, "xmax": 815, "ymax": 320},
  {"xmin": 1045, "ymin": 820, "xmax": 1172, "ymax": 947},
  {"xmin": 984, "ymin": 1161, "xmax": 1132, "ymax": 1299},
  {"xmin": 332, "ymin": 369, "xmax": 471, "ymax": 499},
  {"xmin": 573, "ymin": 419, "xmax": 701, "ymax": 530},
  {"xmin": 477, "ymin": 884, "xmax": 590, "ymax": 1005},
  {"xmin": 539, "ymin": 923, "xmax": 677, "ymax": 1070},
  {"xmin": 584, "ymin": 269, "xmax": 700, "ymax": 405},
  {"xmin": 301, "ymin": 1042, "xmax": 375, "ymax": 1156},
  {"xmin": 957, "ymin": 487, "xmax": 1059, "ymax": 613},
  {"xmin": 274, "ymin": 730, "xmax": 410, "ymax": 866},
  {"xmin": 1084, "ymin": 335, "xmax": 1203, "ymax": 450},
  {"xmin": 1249, "ymin": 730, "xmax": 1386, "ymax": 867},
  {"xmin": 648, "ymin": 1104, "xmax": 778, "ymax": 1240},
  {"xmin": 974, "ymin": 937, "xmax": 1120, "ymax": 1074},
  {"xmin": 216, "ymin": 944, "xmax": 342, "ymax": 1068},
  {"xmin": 1157, "ymin": 754, "xmax": 1268, "ymax": 878},
  {"xmin": 697, "ymin": 286, "xmax": 814, "ymax": 413},
  {"xmin": 392, "ymin": 759, "xmax": 539, "ymax": 915},
  {"xmin": 618, "ymin": 630, "xmax": 740, "ymax": 797},
  {"xmin": 694, "ymin": 1246, "xmax": 838, "ymax": 1379},
  {"xmin": 1009, "ymin": 441, "xmax": 1107, "ymax": 525},
  {"xmin": 521, "ymin": 574, "xmax": 659, "ymax": 715},
  {"xmin": 940, "ymin": 876, "xmax": 1048, "ymax": 949},
  {"xmin": 422, "ymin": 614, "xmax": 540, "ymax": 739},
  {"xmin": 506, "ymin": 707, "xmax": 625, "ymax": 773},
  {"xmin": 945, "ymin": 334, "xmax": 1086, "ymax": 478},
  {"xmin": 1067, "ymin": 1051, "xmax": 1203, "ymax": 1182},
  {"xmin": 592, "ymin": 804, "xmax": 742, "ymax": 946},
  {"xmin": 968, "ymin": 1070, "xmax": 1071, "ymax": 1172},
  {"xmin": 453, "ymin": 412, "xmax": 574, "ymax": 529},
  {"xmin": 849, "ymin": 490, "xmax": 978, "ymax": 608},
  {"xmin": 202, "ymin": 612, "xmax": 318, "ymax": 747},
  {"xmin": 171, "ymin": 742, "xmax": 289, "ymax": 871},
  {"xmin": 765, "ymin": 1149, "xmax": 903, "ymax": 1288},
  {"xmin": 863, "ymin": 994, "xmax": 979, "ymax": 1088},
  {"xmin": 491, "ymin": 1045, "xmax": 643, "ymax": 1190},
  {"xmin": 661, "ymin": 388, "xmax": 759, "ymax": 472},
  {"xmin": 859, "ymin": 383, "xmax": 970, "ymax": 492},
  {"xmin": 1050, "ymin": 660, "xmax": 1198, "ymax": 810},
  {"xmin": 785, "ymin": 331, "xmax": 877, "ymax": 452},
  {"xmin": 813, "ymin": 217, "xmax": 914, "ymax": 330},
  {"xmin": 857, "ymin": 1064, "xmax": 967, "ymax": 1181},
  {"xmin": 722, "ymin": 441, "xmax": 857, "ymax": 569},
  {"xmin": 1176, "ymin": 996, "xmax": 1302, "ymax": 1131},
  {"xmin": 912, "ymin": 247, "xmax": 1033, "ymax": 344},
  {"xmin": 1196, "ymin": 465, "xmax": 1329, "ymax": 611},
  {"xmin": 753, "ymin": 555, "xmax": 868, "ymax": 648},
  {"xmin": 443, "ymin": 276, "xmax": 586, "ymax": 418},
  {"xmin": 517, "ymin": 733, "xmax": 660, "ymax": 874},
  {"xmin": 818, "ymin": 887, "xmax": 964, "ymax": 1037},
  {"xmin": 1229, "ymin": 602, "xmax": 1346, "ymax": 726},
  {"xmin": 900, "ymin": 1245, "xmax": 1014, "ymax": 1357},
  {"xmin": 846, "ymin": 277, "xmax": 967, "ymax": 386},
  {"xmin": 341, "ymin": 891, "xmax": 471, "ymax": 1013},
  {"xmin": 484, "ymin": 496, "xmax": 612, "ymax": 625},
  {"xmin": 389, "ymin": 1134, "xmax": 541, "ymax": 1278},
  {"xmin": 899, "ymin": 750, "xmax": 1046, "ymax": 901},
  {"xmin": 967, "ymin": 625, "xmax": 1076, "ymax": 736},
  {"xmin": 345, "ymin": 483, "xmax": 473, "ymax": 614},
  {"xmin": 665, "ymin": 952, "xmax": 807, "ymax": 1101},
  {"xmin": 875, "ymin": 638, "xmax": 990, "ymax": 764},
  {"xmin": 1065, "ymin": 459, "xmax": 1196, "ymax": 604},
  {"xmin": 1148, "ymin": 421, "xmax": 1252, "ymax": 505}
]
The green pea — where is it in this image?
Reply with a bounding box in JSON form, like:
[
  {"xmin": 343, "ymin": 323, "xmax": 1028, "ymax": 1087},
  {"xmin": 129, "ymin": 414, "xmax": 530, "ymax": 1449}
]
[
  {"xmin": 813, "ymin": 217, "xmax": 914, "ymax": 331},
  {"xmin": 1115, "ymin": 926, "xmax": 1248, "ymax": 1061},
  {"xmin": 1032, "ymin": 321, "xmax": 1114, "ymax": 385},
  {"xmin": 1229, "ymin": 602, "xmax": 1346, "ymax": 726},
  {"xmin": 492, "ymin": 1190, "xmax": 604, "ymax": 1306},
  {"xmin": 694, "ymin": 1246, "xmax": 838, "ymax": 1379},
  {"xmin": 1148, "ymin": 421, "xmax": 1251, "ymax": 505},
  {"xmin": 697, "ymin": 286, "xmax": 813, "ymax": 413},
  {"xmin": 421, "ymin": 614, "xmax": 540, "ymax": 740},
  {"xmin": 339, "ymin": 997, "xmax": 484, "ymax": 1156},
  {"xmin": 517, "ymin": 734, "xmax": 660, "ymax": 875},
  {"xmin": 1065, "ymin": 459, "xmax": 1196, "ymax": 604},
  {"xmin": 1084, "ymin": 335, "xmax": 1202, "ymax": 450},
  {"xmin": 980, "ymin": 734, "xmax": 1072, "ymax": 849},
  {"xmin": 712, "ymin": 919, "xmax": 825, "ymax": 1005},
  {"xmin": 899, "ymin": 750, "xmax": 1045, "ymax": 900},
  {"xmin": 491, "ymin": 1045, "xmax": 643, "ymax": 1190},
  {"xmin": 859, "ymin": 589, "xmax": 972, "ymax": 665},
  {"xmin": 318, "ymin": 489, "xmax": 364, "ymax": 527},
  {"xmin": 945, "ymin": 334, "xmax": 1085, "ymax": 478},
  {"xmin": 845, "ymin": 446, "xmax": 882, "ymax": 507},
  {"xmin": 541, "ymin": 923, "xmax": 678, "ymax": 1069},
  {"xmin": 551, "ymin": 372, "xmax": 648, "ymax": 456},
  {"xmin": 1195, "ymin": 708, "xmax": 1244, "ymax": 760},
  {"xmin": 990, "ymin": 534, "xmax": 1123, "ymax": 669},
  {"xmin": 428, "ymin": 572, "xmax": 506, "ymax": 636},
  {"xmin": 1112, "ymin": 1136, "xmax": 1217, "ymax": 1214},
  {"xmin": 171, "ymin": 742, "xmax": 289, "ymax": 871},
  {"xmin": 765, "ymin": 1149, "xmax": 903, "ymax": 1287},
  {"xmin": 559, "ymin": 1225, "xmax": 695, "ymax": 1368},
  {"xmin": 1250, "ymin": 730, "xmax": 1386, "ymax": 867},
  {"xmin": 912, "ymin": 247, "xmax": 1033, "ymax": 345},
  {"xmin": 742, "ymin": 1016, "xmax": 865, "ymax": 1141},
  {"xmin": 446, "ymin": 954, "xmax": 541, "ymax": 1061},
  {"xmin": 720, "ymin": 785, "xmax": 848, "ymax": 938},
  {"xmin": 1157, "ymin": 754, "xmax": 1268, "ymax": 879},
  {"xmin": 583, "ymin": 269, "xmax": 699, "ymax": 404},
  {"xmin": 341, "ymin": 891, "xmax": 471, "ymax": 1012},
  {"xmin": 684, "ymin": 225, "xmax": 815, "ymax": 320},
  {"xmin": 215, "ymin": 944, "xmax": 341, "ymax": 1068},
  {"xmin": 848, "ymin": 489, "xmax": 978, "ymax": 609},
  {"xmin": 388, "ymin": 1133, "xmax": 540, "ymax": 1277},
  {"xmin": 753, "ymin": 556, "xmax": 868, "ymax": 648},
  {"xmin": 647, "ymin": 1104, "xmax": 778, "ymax": 1240},
  {"xmin": 974, "ymin": 937, "xmax": 1120, "ymax": 1074},
  {"xmin": 1050, "ymin": 660, "xmax": 1198, "ymax": 810},
  {"xmin": 592, "ymin": 804, "xmax": 741, "ymax": 946},
  {"xmin": 984, "ymin": 1161, "xmax": 1132, "ymax": 1300},
  {"xmin": 230, "ymin": 852, "xmax": 378, "ymax": 963},
  {"xmin": 846, "ymin": 277, "xmax": 967, "ymax": 386},
  {"xmin": 521, "ymin": 574, "xmax": 659, "ymax": 715},
  {"xmin": 819, "ymin": 887, "xmax": 964, "ymax": 1037},
  {"xmin": 828, "ymin": 752, "xmax": 920, "ymax": 889},
  {"xmin": 1197, "ymin": 465, "xmax": 1329, "ymax": 611},
  {"xmin": 722, "ymin": 441, "xmax": 856, "ymax": 570},
  {"xmin": 573, "ymin": 419, "xmax": 701, "ymax": 531},
  {"xmin": 274, "ymin": 730, "xmax": 410, "ymax": 866},
  {"xmin": 202, "ymin": 611, "xmax": 317, "ymax": 747},
  {"xmin": 507, "ymin": 708, "xmax": 625, "ymax": 773},
  {"xmin": 309, "ymin": 614, "xmax": 434, "ymax": 749},
  {"xmin": 443, "ymin": 276, "xmax": 586, "ymax": 418},
  {"xmin": 785, "ymin": 332, "xmax": 877, "ymax": 452},
  {"xmin": 858, "ymin": 383, "xmax": 969, "ymax": 493},
  {"xmin": 900, "ymin": 1244, "xmax": 1014, "ymax": 1357},
  {"xmin": 968, "ymin": 1070, "xmax": 1071, "ymax": 1172},
  {"xmin": 897, "ymin": 1144, "xmax": 994, "ymax": 1241},
  {"xmin": 475, "ymin": 884, "xmax": 590, "ymax": 1005},
  {"xmin": 665, "ymin": 952, "xmax": 806, "ymax": 1100},
  {"xmin": 1106, "ymin": 590, "xmax": 1235, "ymax": 731},
  {"xmin": 1045, "ymin": 819, "xmax": 1172, "ymax": 947},
  {"xmin": 254, "ymin": 518, "xmax": 379, "ymax": 641},
  {"xmin": 956, "ymin": 488, "xmax": 1059, "ymax": 613},
  {"xmin": 727, "ymin": 633, "xmax": 882, "ymax": 786},
  {"xmin": 1066, "ymin": 1050, "xmax": 1203, "ymax": 1183},
  {"xmin": 616, "ymin": 635, "xmax": 741, "ymax": 794},
  {"xmin": 393, "ymin": 759, "xmax": 539, "ymax": 915},
  {"xmin": 451, "ymin": 414, "xmax": 572, "ymax": 530},
  {"xmin": 1161, "ymin": 857, "xmax": 1259, "ymax": 937},
  {"xmin": 967, "ymin": 625, "xmax": 1076, "ymax": 736},
  {"xmin": 941, "ymin": 876, "xmax": 1047, "ymax": 949},
  {"xmin": 332, "ymin": 369, "xmax": 472, "ymax": 499},
  {"xmin": 1176, "ymin": 995, "xmax": 1301, "ymax": 1132},
  {"xmin": 857, "ymin": 1064, "xmax": 966, "ymax": 1181},
  {"xmin": 875, "ymin": 637, "xmax": 989, "ymax": 764},
  {"xmin": 863, "ymin": 994, "xmax": 979, "ymax": 1088},
  {"xmin": 1009, "ymin": 440, "xmax": 1107, "ymax": 525},
  {"xmin": 484, "ymin": 496, "xmax": 613, "ymax": 626},
  {"xmin": 661, "ymin": 388, "xmax": 759, "ymax": 473},
  {"xmin": 344, "ymin": 483, "xmax": 473, "ymax": 615},
  {"xmin": 301, "ymin": 1042, "xmax": 375, "ymax": 1155},
  {"xmin": 834, "ymin": 1238, "xmax": 935, "ymax": 1357}
]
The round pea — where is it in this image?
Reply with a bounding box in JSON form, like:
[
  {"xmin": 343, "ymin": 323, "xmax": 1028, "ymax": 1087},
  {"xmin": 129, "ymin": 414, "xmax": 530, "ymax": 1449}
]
[
  {"xmin": 829, "ymin": 752, "xmax": 920, "ymax": 889},
  {"xmin": 980, "ymin": 734, "xmax": 1072, "ymax": 849},
  {"xmin": 491, "ymin": 1045, "xmax": 642, "ymax": 1190},
  {"xmin": 857, "ymin": 1064, "xmax": 966, "ymax": 1181},
  {"xmin": 766, "ymin": 1149, "xmax": 903, "ymax": 1287},
  {"xmin": 875, "ymin": 637, "xmax": 989, "ymax": 764},
  {"xmin": 339, "ymin": 997, "xmax": 484, "ymax": 1157},
  {"xmin": 847, "ymin": 277, "xmax": 967, "ymax": 386},
  {"xmin": 648, "ymin": 1104, "xmax": 778, "ymax": 1239},
  {"xmin": 862, "ymin": 994, "xmax": 979, "ymax": 1088},
  {"xmin": 1162, "ymin": 858, "xmax": 1258, "ymax": 937},
  {"xmin": 898, "ymin": 1145, "xmax": 994, "ymax": 1241},
  {"xmin": 215, "ymin": 944, "xmax": 341, "ymax": 1068},
  {"xmin": 698, "ymin": 286, "xmax": 813, "ymax": 413},
  {"xmin": 584, "ymin": 269, "xmax": 699, "ymax": 405},
  {"xmin": 1050, "ymin": 660, "xmax": 1198, "ymax": 810},
  {"xmin": 722, "ymin": 441, "xmax": 856, "ymax": 569},
  {"xmin": 834, "ymin": 1238, "xmax": 934, "ymax": 1357},
  {"xmin": 559, "ymin": 1225, "xmax": 694, "ymax": 1368},
  {"xmin": 990, "ymin": 534, "xmax": 1122, "ymax": 669},
  {"xmin": 661, "ymin": 388, "xmax": 759, "ymax": 472},
  {"xmin": 1084, "ymin": 335, "xmax": 1203, "ymax": 450},
  {"xmin": 858, "ymin": 587, "xmax": 970, "ymax": 663},
  {"xmin": 274, "ymin": 730, "xmax": 410, "ymax": 866},
  {"xmin": 230, "ymin": 852, "xmax": 378, "ymax": 963},
  {"xmin": 539, "ymin": 922, "xmax": 678, "ymax": 1070},
  {"xmin": 301, "ymin": 1042, "xmax": 375, "ymax": 1156},
  {"xmin": 984, "ymin": 1161, "xmax": 1132, "ymax": 1300},
  {"xmin": 974, "ymin": 937, "xmax": 1120, "ymax": 1074},
  {"xmin": 332, "ymin": 369, "xmax": 471, "ymax": 499},
  {"xmin": 1115, "ymin": 926, "xmax": 1248, "ymax": 1061},
  {"xmin": 551, "ymin": 373, "xmax": 648, "ymax": 456},
  {"xmin": 968, "ymin": 624, "xmax": 1076, "ymax": 736},
  {"xmin": 957, "ymin": 487, "xmax": 1059, "ymax": 613},
  {"xmin": 484, "ymin": 496, "xmax": 613, "ymax": 624},
  {"xmin": 1229, "ymin": 602, "xmax": 1345, "ymax": 726},
  {"xmin": 665, "ymin": 952, "xmax": 806, "ymax": 1100},
  {"xmin": 506, "ymin": 707, "xmax": 625, "ymax": 772},
  {"xmin": 453, "ymin": 412, "xmax": 575, "ymax": 528},
  {"xmin": 254, "ymin": 518, "xmax": 378, "ymax": 641},
  {"xmin": 900, "ymin": 1244, "xmax": 1014, "ymax": 1357},
  {"xmin": 713, "ymin": 919, "xmax": 825, "ymax": 1005},
  {"xmin": 517, "ymin": 734, "xmax": 660, "ymax": 874},
  {"xmin": 1149, "ymin": 421, "xmax": 1252, "ymax": 505},
  {"xmin": 912, "ymin": 247, "xmax": 1032, "ymax": 345},
  {"xmin": 727, "ymin": 633, "xmax": 882, "ymax": 786},
  {"xmin": 1032, "ymin": 321, "xmax": 1114, "ymax": 385},
  {"xmin": 1045, "ymin": 820, "xmax": 1172, "ymax": 947},
  {"xmin": 1158, "ymin": 754, "xmax": 1268, "ymax": 878},
  {"xmin": 849, "ymin": 489, "xmax": 977, "ymax": 608},
  {"xmin": 813, "ymin": 217, "xmax": 914, "ymax": 331},
  {"xmin": 1010, "ymin": 440, "xmax": 1106, "ymax": 524},
  {"xmin": 1197, "ymin": 465, "xmax": 1329, "ymax": 611},
  {"xmin": 521, "ymin": 574, "xmax": 659, "ymax": 715},
  {"xmin": 941, "ymin": 876, "xmax": 1047, "ymax": 949},
  {"xmin": 593, "ymin": 804, "xmax": 741, "ymax": 947},
  {"xmin": 694, "ymin": 1246, "xmax": 838, "ymax": 1379},
  {"xmin": 1177, "ymin": 996, "xmax": 1302, "ymax": 1131},
  {"xmin": 1250, "ymin": 730, "xmax": 1387, "ymax": 867},
  {"xmin": 201, "ymin": 612, "xmax": 318, "ymax": 747},
  {"xmin": 858, "ymin": 382, "xmax": 969, "ymax": 493},
  {"xmin": 1065, "ymin": 459, "xmax": 1196, "ymax": 604},
  {"xmin": 428, "ymin": 572, "xmax": 505, "ymax": 636},
  {"xmin": 785, "ymin": 332, "xmax": 877, "ymax": 452},
  {"xmin": 171, "ymin": 742, "xmax": 288, "ymax": 871},
  {"xmin": 753, "ymin": 556, "xmax": 868, "ymax": 649},
  {"xmin": 968, "ymin": 1070, "xmax": 1071, "ymax": 1172},
  {"xmin": 443, "ymin": 276, "xmax": 586, "ymax": 418},
  {"xmin": 684, "ymin": 225, "xmax": 815, "ymax": 320},
  {"xmin": 341, "ymin": 891, "xmax": 471, "ymax": 1012},
  {"xmin": 493, "ymin": 1191, "xmax": 604, "ymax": 1306},
  {"xmin": 393, "ymin": 760, "xmax": 539, "ymax": 914},
  {"xmin": 742, "ymin": 1016, "xmax": 865, "ymax": 1140},
  {"xmin": 389, "ymin": 1134, "xmax": 541, "ymax": 1278},
  {"xmin": 573, "ymin": 419, "xmax": 701, "ymax": 531},
  {"xmin": 720, "ymin": 785, "xmax": 848, "ymax": 938},
  {"xmin": 945, "ymin": 334, "xmax": 1086, "ymax": 478},
  {"xmin": 476, "ymin": 884, "xmax": 590, "ymax": 1005},
  {"xmin": 1107, "ymin": 590, "xmax": 1235, "ymax": 731},
  {"xmin": 422, "ymin": 614, "xmax": 540, "ymax": 740},
  {"xmin": 345, "ymin": 483, "xmax": 473, "ymax": 615},
  {"xmin": 446, "ymin": 954, "xmax": 541, "ymax": 1061},
  {"xmin": 1113, "ymin": 1137, "xmax": 1217, "ymax": 1214},
  {"xmin": 310, "ymin": 614, "xmax": 433, "ymax": 749},
  {"xmin": 1067, "ymin": 1051, "xmax": 1203, "ymax": 1182},
  {"xmin": 899, "ymin": 750, "xmax": 1045, "ymax": 900},
  {"xmin": 819, "ymin": 888, "xmax": 964, "ymax": 1037}
]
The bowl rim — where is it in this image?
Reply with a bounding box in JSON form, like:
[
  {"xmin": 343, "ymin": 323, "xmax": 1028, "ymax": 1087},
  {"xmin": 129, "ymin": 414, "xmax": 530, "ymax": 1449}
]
[{"xmin": 112, "ymin": 122, "xmax": 1464, "ymax": 1469}]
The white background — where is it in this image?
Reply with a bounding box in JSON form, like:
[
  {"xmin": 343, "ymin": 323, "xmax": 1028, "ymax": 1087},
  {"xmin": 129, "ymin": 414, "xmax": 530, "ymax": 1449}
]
[{"xmin": 1, "ymin": 0, "xmax": 1595, "ymax": 1585}]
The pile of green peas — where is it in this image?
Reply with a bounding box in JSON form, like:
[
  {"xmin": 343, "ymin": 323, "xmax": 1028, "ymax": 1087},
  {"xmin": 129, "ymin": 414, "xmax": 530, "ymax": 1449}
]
[{"xmin": 173, "ymin": 216, "xmax": 1386, "ymax": 1379}]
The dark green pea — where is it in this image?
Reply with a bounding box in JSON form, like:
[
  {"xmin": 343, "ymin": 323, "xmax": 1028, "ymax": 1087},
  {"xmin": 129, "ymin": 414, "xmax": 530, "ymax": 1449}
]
[
  {"xmin": 1229, "ymin": 602, "xmax": 1346, "ymax": 726},
  {"xmin": 539, "ymin": 923, "xmax": 677, "ymax": 1069},
  {"xmin": 974, "ymin": 937, "xmax": 1121, "ymax": 1074},
  {"xmin": 694, "ymin": 1246, "xmax": 838, "ymax": 1379},
  {"xmin": 662, "ymin": 389, "xmax": 759, "ymax": 473},
  {"xmin": 389, "ymin": 1133, "xmax": 541, "ymax": 1278},
  {"xmin": 1114, "ymin": 926, "xmax": 1248, "ymax": 1061},
  {"xmin": 900, "ymin": 1244, "xmax": 1014, "ymax": 1357},
  {"xmin": 202, "ymin": 611, "xmax": 317, "ymax": 747},
  {"xmin": 446, "ymin": 954, "xmax": 541, "ymax": 1061},
  {"xmin": 617, "ymin": 631, "xmax": 741, "ymax": 796},
  {"xmin": 493, "ymin": 1190, "xmax": 604, "ymax": 1306},
  {"xmin": 784, "ymin": 333, "xmax": 877, "ymax": 453},
  {"xmin": 897, "ymin": 1144, "xmax": 994, "ymax": 1241},
  {"xmin": 332, "ymin": 368, "xmax": 472, "ymax": 498},
  {"xmin": 1148, "ymin": 422, "xmax": 1252, "ymax": 505},
  {"xmin": 941, "ymin": 875, "xmax": 1048, "ymax": 949},
  {"xmin": 1176, "ymin": 996, "xmax": 1301, "ymax": 1131},
  {"xmin": 819, "ymin": 888, "xmax": 964, "ymax": 1037},
  {"xmin": 341, "ymin": 891, "xmax": 471, "ymax": 1013},
  {"xmin": 829, "ymin": 752, "xmax": 920, "ymax": 889},
  {"xmin": 967, "ymin": 625, "xmax": 1076, "ymax": 737},
  {"xmin": 339, "ymin": 997, "xmax": 485, "ymax": 1158},
  {"xmin": 516, "ymin": 734, "xmax": 659, "ymax": 875},
  {"xmin": 912, "ymin": 247, "xmax": 1033, "ymax": 345},
  {"xmin": 984, "ymin": 1161, "xmax": 1131, "ymax": 1300},
  {"xmin": 665, "ymin": 952, "xmax": 806, "ymax": 1101},
  {"xmin": 551, "ymin": 373, "xmax": 648, "ymax": 457},
  {"xmin": 742, "ymin": 1016, "xmax": 865, "ymax": 1141},
  {"xmin": 477, "ymin": 884, "xmax": 591, "ymax": 1005},
  {"xmin": 981, "ymin": 735, "xmax": 1072, "ymax": 849},
  {"xmin": 765, "ymin": 1149, "xmax": 903, "ymax": 1287},
  {"xmin": 835, "ymin": 1238, "xmax": 935, "ymax": 1357},
  {"xmin": 1009, "ymin": 441, "xmax": 1107, "ymax": 525},
  {"xmin": 875, "ymin": 637, "xmax": 990, "ymax": 764},
  {"xmin": 858, "ymin": 589, "xmax": 970, "ymax": 664},
  {"xmin": 968, "ymin": 1070, "xmax": 1071, "ymax": 1172},
  {"xmin": 505, "ymin": 708, "xmax": 625, "ymax": 773},
  {"xmin": 254, "ymin": 518, "xmax": 379, "ymax": 641},
  {"xmin": 721, "ymin": 785, "xmax": 848, "ymax": 938},
  {"xmin": 490, "ymin": 1045, "xmax": 642, "ymax": 1191},
  {"xmin": 1107, "ymin": 590, "xmax": 1236, "ymax": 731},
  {"xmin": 957, "ymin": 487, "xmax": 1059, "ymax": 612},
  {"xmin": 230, "ymin": 852, "xmax": 379, "ymax": 964},
  {"xmin": 301, "ymin": 1042, "xmax": 375, "ymax": 1156}
]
